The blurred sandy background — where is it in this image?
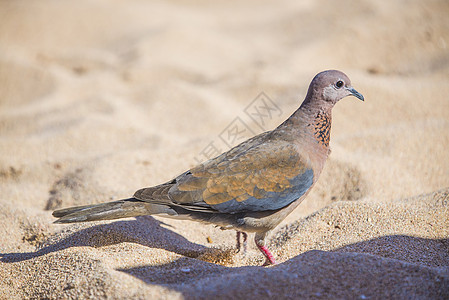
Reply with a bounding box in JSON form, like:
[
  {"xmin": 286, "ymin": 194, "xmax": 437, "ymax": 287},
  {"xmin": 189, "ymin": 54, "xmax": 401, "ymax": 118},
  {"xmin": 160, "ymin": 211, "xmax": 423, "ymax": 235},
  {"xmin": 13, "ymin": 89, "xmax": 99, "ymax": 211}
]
[{"xmin": 0, "ymin": 0, "xmax": 448, "ymax": 298}]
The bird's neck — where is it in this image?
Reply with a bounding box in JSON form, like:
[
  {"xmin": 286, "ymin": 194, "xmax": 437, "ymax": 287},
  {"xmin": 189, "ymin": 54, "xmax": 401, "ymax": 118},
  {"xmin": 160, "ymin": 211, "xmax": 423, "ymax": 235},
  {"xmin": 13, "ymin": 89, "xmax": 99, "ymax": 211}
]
[
  {"xmin": 274, "ymin": 99, "xmax": 333, "ymax": 181},
  {"xmin": 303, "ymin": 100, "xmax": 333, "ymax": 148},
  {"xmin": 279, "ymin": 99, "xmax": 333, "ymax": 149}
]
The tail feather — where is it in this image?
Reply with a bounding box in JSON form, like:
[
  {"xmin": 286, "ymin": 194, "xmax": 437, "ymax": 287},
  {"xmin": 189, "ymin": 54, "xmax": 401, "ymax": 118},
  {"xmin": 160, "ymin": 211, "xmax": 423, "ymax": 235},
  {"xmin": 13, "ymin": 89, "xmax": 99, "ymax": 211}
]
[
  {"xmin": 52, "ymin": 198, "xmax": 177, "ymax": 224},
  {"xmin": 52, "ymin": 202, "xmax": 111, "ymax": 218}
]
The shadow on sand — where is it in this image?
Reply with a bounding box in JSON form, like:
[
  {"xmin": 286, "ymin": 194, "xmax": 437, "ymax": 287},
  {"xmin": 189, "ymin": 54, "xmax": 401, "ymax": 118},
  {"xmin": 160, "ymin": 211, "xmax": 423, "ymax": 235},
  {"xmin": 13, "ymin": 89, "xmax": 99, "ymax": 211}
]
[
  {"xmin": 115, "ymin": 235, "xmax": 449, "ymax": 299},
  {"xmin": 0, "ymin": 216, "xmax": 207, "ymax": 263}
]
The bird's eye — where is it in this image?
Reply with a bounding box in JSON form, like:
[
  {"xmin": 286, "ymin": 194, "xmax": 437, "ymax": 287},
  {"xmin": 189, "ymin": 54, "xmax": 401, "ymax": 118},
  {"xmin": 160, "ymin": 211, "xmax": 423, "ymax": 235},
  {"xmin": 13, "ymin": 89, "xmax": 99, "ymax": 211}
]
[{"xmin": 335, "ymin": 80, "xmax": 344, "ymax": 89}]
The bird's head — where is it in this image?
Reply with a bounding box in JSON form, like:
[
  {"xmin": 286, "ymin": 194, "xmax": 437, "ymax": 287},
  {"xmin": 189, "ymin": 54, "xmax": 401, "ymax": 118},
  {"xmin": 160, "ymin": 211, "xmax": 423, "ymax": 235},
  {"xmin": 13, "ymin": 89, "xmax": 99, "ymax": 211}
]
[{"xmin": 306, "ymin": 70, "xmax": 364, "ymax": 106}]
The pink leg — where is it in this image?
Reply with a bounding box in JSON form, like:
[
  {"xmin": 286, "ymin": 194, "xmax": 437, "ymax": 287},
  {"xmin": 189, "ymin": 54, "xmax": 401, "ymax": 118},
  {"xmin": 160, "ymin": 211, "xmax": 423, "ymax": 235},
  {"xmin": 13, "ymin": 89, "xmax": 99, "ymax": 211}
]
[
  {"xmin": 236, "ymin": 231, "xmax": 241, "ymax": 251},
  {"xmin": 256, "ymin": 243, "xmax": 276, "ymax": 265},
  {"xmin": 236, "ymin": 231, "xmax": 248, "ymax": 253},
  {"xmin": 255, "ymin": 231, "xmax": 276, "ymax": 265}
]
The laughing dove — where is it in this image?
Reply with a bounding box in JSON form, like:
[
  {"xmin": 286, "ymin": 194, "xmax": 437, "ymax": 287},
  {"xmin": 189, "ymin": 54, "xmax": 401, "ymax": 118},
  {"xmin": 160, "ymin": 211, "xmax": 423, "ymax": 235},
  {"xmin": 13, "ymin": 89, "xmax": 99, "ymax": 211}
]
[{"xmin": 53, "ymin": 70, "xmax": 364, "ymax": 265}]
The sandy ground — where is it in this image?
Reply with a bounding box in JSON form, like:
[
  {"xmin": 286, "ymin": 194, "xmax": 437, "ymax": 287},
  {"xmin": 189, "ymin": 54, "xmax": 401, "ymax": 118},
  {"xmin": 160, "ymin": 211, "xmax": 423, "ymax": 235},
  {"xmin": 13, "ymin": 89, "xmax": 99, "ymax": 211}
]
[{"xmin": 1, "ymin": 0, "xmax": 448, "ymax": 299}]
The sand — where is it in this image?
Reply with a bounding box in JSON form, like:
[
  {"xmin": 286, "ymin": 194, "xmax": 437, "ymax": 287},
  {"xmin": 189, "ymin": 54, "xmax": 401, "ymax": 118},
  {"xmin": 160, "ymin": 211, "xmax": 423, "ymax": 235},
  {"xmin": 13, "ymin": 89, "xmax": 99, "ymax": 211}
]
[{"xmin": 1, "ymin": 0, "xmax": 448, "ymax": 299}]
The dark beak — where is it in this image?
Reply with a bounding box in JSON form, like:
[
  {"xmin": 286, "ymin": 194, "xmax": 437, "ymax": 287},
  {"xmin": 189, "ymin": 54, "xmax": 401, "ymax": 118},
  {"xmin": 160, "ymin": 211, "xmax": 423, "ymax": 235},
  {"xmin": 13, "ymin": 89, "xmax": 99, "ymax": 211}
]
[{"xmin": 348, "ymin": 87, "xmax": 364, "ymax": 101}]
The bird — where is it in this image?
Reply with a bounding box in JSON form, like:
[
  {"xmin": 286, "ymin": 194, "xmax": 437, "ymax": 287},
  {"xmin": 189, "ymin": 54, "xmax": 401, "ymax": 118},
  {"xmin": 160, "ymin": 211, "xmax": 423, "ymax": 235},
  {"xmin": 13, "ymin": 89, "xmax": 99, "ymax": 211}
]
[{"xmin": 52, "ymin": 70, "xmax": 364, "ymax": 265}]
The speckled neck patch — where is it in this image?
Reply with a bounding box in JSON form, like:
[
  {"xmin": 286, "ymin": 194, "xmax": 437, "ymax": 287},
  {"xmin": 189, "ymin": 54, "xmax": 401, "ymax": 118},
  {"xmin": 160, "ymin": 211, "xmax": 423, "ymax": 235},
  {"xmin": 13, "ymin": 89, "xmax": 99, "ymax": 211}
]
[{"xmin": 314, "ymin": 110, "xmax": 331, "ymax": 147}]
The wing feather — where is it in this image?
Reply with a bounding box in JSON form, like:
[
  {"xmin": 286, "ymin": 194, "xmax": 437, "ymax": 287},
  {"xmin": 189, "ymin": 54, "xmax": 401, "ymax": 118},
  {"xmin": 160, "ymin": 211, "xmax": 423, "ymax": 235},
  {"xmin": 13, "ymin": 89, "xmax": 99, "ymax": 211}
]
[
  {"xmin": 171, "ymin": 140, "xmax": 314, "ymax": 212},
  {"xmin": 134, "ymin": 133, "xmax": 314, "ymax": 214}
]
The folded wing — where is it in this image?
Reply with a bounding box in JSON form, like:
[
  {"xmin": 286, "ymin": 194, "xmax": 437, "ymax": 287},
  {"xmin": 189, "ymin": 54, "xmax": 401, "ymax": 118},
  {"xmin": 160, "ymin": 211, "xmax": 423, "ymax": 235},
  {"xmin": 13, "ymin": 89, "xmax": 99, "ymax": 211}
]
[{"xmin": 134, "ymin": 137, "xmax": 314, "ymax": 214}]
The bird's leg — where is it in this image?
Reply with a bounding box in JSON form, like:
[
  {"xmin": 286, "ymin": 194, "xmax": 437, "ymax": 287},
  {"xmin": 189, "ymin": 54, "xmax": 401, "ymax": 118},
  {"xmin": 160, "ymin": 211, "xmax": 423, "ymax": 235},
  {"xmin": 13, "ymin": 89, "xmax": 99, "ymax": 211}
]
[
  {"xmin": 255, "ymin": 231, "xmax": 276, "ymax": 266},
  {"xmin": 257, "ymin": 244, "xmax": 276, "ymax": 266},
  {"xmin": 242, "ymin": 231, "xmax": 248, "ymax": 254},
  {"xmin": 236, "ymin": 231, "xmax": 248, "ymax": 254},
  {"xmin": 236, "ymin": 231, "xmax": 241, "ymax": 251}
]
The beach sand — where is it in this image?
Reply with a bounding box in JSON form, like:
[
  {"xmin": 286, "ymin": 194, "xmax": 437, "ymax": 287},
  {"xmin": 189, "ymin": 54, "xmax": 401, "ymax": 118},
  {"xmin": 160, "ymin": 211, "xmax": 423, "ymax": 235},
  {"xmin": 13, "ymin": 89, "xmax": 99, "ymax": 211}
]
[{"xmin": 1, "ymin": 0, "xmax": 448, "ymax": 298}]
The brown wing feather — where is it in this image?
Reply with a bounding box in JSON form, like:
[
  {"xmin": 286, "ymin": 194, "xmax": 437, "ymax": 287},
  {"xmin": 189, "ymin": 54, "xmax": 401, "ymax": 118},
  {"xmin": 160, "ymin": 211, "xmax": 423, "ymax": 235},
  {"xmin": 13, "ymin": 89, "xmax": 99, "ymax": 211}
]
[
  {"xmin": 174, "ymin": 141, "xmax": 310, "ymax": 206},
  {"xmin": 134, "ymin": 132, "xmax": 312, "ymax": 213}
]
